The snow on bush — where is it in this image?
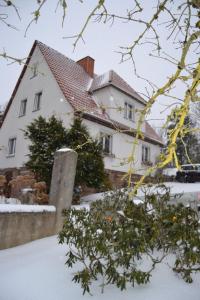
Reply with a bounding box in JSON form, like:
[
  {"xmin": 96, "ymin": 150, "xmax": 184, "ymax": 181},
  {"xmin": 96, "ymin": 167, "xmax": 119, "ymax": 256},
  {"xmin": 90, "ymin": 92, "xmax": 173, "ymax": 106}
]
[{"xmin": 59, "ymin": 185, "xmax": 200, "ymax": 294}]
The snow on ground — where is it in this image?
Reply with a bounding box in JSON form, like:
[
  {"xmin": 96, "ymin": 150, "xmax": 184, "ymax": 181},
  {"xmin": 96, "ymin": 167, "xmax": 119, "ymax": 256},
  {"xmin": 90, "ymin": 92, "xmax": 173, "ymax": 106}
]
[
  {"xmin": 0, "ymin": 236, "xmax": 199, "ymax": 300},
  {"xmin": 0, "ymin": 204, "xmax": 56, "ymax": 213},
  {"xmin": 0, "ymin": 196, "xmax": 21, "ymax": 204},
  {"xmin": 163, "ymin": 168, "xmax": 177, "ymax": 176},
  {"xmin": 163, "ymin": 182, "xmax": 200, "ymax": 194},
  {"xmin": 81, "ymin": 182, "xmax": 200, "ymax": 203}
]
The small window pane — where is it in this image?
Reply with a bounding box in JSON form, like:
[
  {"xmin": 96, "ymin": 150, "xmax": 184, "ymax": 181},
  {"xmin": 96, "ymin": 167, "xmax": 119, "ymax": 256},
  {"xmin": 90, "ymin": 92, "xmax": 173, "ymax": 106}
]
[
  {"xmin": 142, "ymin": 145, "xmax": 150, "ymax": 163},
  {"xmin": 33, "ymin": 92, "xmax": 42, "ymax": 111},
  {"xmin": 128, "ymin": 104, "xmax": 132, "ymax": 120},
  {"xmin": 124, "ymin": 102, "xmax": 128, "ymax": 119},
  {"xmin": 104, "ymin": 136, "xmax": 111, "ymax": 154},
  {"xmin": 19, "ymin": 99, "xmax": 27, "ymax": 117},
  {"xmin": 124, "ymin": 102, "xmax": 134, "ymax": 121},
  {"xmin": 8, "ymin": 138, "xmax": 16, "ymax": 155},
  {"xmin": 100, "ymin": 133, "xmax": 112, "ymax": 155}
]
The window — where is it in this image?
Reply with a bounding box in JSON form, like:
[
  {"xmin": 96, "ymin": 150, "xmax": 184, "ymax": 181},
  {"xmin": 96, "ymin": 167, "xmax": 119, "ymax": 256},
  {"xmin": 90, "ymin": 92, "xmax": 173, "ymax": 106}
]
[
  {"xmin": 142, "ymin": 145, "xmax": 150, "ymax": 163},
  {"xmin": 33, "ymin": 92, "xmax": 42, "ymax": 111},
  {"xmin": 100, "ymin": 133, "xmax": 112, "ymax": 155},
  {"xmin": 30, "ymin": 62, "xmax": 38, "ymax": 79},
  {"xmin": 124, "ymin": 102, "xmax": 134, "ymax": 121},
  {"xmin": 8, "ymin": 137, "xmax": 16, "ymax": 156},
  {"xmin": 19, "ymin": 99, "xmax": 27, "ymax": 117},
  {"xmin": 124, "ymin": 102, "xmax": 128, "ymax": 118}
]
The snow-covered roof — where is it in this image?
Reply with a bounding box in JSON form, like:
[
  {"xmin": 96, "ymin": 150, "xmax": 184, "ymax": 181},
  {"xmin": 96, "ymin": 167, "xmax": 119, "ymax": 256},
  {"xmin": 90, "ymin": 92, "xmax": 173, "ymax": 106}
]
[{"xmin": 90, "ymin": 70, "xmax": 146, "ymax": 105}]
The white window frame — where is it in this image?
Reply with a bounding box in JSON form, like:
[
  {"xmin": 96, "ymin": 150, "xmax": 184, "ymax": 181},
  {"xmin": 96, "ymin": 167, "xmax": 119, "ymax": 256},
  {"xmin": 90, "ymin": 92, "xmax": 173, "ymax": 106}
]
[
  {"xmin": 19, "ymin": 99, "xmax": 27, "ymax": 117},
  {"xmin": 124, "ymin": 102, "xmax": 128, "ymax": 119},
  {"xmin": 33, "ymin": 91, "xmax": 42, "ymax": 111},
  {"xmin": 124, "ymin": 102, "xmax": 135, "ymax": 121},
  {"xmin": 142, "ymin": 145, "xmax": 151, "ymax": 163},
  {"xmin": 8, "ymin": 137, "xmax": 16, "ymax": 157},
  {"xmin": 100, "ymin": 133, "xmax": 113, "ymax": 155}
]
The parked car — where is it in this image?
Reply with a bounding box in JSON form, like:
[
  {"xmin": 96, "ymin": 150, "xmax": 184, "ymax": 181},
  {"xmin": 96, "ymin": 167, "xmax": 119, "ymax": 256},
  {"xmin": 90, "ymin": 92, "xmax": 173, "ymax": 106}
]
[{"xmin": 176, "ymin": 164, "xmax": 200, "ymax": 183}]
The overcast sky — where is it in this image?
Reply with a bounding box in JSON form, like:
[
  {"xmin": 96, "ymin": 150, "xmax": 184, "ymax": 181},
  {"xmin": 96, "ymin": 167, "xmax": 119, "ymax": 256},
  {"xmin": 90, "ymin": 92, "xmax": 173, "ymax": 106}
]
[{"xmin": 0, "ymin": 0, "xmax": 188, "ymax": 129}]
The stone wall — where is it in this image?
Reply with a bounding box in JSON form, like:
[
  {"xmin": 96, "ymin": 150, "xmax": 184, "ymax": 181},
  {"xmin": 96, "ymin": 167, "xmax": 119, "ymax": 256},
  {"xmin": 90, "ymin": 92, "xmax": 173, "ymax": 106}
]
[
  {"xmin": 0, "ymin": 148, "xmax": 77, "ymax": 250},
  {"xmin": 0, "ymin": 211, "xmax": 56, "ymax": 250},
  {"xmin": 107, "ymin": 169, "xmax": 141, "ymax": 188},
  {"xmin": 0, "ymin": 166, "xmax": 142, "ymax": 192}
]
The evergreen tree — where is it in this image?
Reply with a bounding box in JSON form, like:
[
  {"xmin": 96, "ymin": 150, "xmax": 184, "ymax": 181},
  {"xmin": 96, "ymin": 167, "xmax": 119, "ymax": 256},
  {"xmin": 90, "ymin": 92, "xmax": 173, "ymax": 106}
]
[
  {"xmin": 166, "ymin": 113, "xmax": 200, "ymax": 165},
  {"xmin": 24, "ymin": 116, "xmax": 68, "ymax": 189},
  {"xmin": 66, "ymin": 118, "xmax": 109, "ymax": 189},
  {"xmin": 176, "ymin": 115, "xmax": 200, "ymax": 164}
]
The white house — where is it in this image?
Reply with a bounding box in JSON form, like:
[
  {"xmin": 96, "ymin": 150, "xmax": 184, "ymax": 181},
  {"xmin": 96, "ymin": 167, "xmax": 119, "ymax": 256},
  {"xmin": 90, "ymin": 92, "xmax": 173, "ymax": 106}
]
[{"xmin": 0, "ymin": 40, "xmax": 163, "ymax": 186}]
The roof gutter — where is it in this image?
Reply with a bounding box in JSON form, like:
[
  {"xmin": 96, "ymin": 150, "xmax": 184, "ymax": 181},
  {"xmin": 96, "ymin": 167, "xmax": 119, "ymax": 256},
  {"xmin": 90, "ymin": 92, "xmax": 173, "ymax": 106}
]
[{"xmin": 76, "ymin": 112, "xmax": 163, "ymax": 147}]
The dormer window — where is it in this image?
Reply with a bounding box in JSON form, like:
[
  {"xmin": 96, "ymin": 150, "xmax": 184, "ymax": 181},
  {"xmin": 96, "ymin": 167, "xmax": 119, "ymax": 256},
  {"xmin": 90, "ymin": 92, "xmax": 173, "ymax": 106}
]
[{"xmin": 124, "ymin": 102, "xmax": 134, "ymax": 121}]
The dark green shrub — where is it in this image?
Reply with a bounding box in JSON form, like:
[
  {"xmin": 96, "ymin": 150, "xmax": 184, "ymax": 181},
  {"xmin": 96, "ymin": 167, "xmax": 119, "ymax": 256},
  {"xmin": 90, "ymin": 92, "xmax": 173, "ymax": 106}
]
[
  {"xmin": 24, "ymin": 116, "xmax": 68, "ymax": 189},
  {"xmin": 24, "ymin": 116, "xmax": 110, "ymax": 192},
  {"xmin": 59, "ymin": 186, "xmax": 200, "ymax": 294},
  {"xmin": 66, "ymin": 118, "xmax": 110, "ymax": 190}
]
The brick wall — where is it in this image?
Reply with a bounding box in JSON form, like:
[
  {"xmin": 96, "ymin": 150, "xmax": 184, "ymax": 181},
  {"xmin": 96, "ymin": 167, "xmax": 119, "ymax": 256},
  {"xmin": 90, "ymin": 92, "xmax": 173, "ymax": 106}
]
[{"xmin": 107, "ymin": 169, "xmax": 142, "ymax": 188}]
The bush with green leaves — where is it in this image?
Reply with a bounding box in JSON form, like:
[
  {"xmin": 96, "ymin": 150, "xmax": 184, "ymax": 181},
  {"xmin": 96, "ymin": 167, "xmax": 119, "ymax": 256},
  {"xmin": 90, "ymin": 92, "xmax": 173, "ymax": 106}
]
[
  {"xmin": 66, "ymin": 117, "xmax": 110, "ymax": 190},
  {"xmin": 25, "ymin": 116, "xmax": 110, "ymax": 192},
  {"xmin": 24, "ymin": 116, "xmax": 68, "ymax": 189},
  {"xmin": 59, "ymin": 186, "xmax": 200, "ymax": 294}
]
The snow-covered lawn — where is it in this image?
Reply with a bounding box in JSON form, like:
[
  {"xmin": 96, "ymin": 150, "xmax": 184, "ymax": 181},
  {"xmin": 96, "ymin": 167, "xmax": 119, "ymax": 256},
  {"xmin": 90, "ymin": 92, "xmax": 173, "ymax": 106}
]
[
  {"xmin": 0, "ymin": 236, "xmax": 200, "ymax": 300},
  {"xmin": 81, "ymin": 182, "xmax": 200, "ymax": 202},
  {"xmin": 162, "ymin": 182, "xmax": 200, "ymax": 194}
]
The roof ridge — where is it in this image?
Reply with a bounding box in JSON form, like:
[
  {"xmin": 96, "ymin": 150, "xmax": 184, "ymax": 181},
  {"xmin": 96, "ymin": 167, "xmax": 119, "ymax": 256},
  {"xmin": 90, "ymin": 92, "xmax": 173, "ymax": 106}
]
[
  {"xmin": 90, "ymin": 68, "xmax": 146, "ymax": 105},
  {"xmin": 36, "ymin": 40, "xmax": 77, "ymax": 65}
]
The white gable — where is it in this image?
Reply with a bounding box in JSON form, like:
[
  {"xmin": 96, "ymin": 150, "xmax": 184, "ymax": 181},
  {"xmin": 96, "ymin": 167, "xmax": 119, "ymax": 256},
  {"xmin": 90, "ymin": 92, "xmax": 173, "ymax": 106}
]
[{"xmin": 0, "ymin": 45, "xmax": 74, "ymax": 169}]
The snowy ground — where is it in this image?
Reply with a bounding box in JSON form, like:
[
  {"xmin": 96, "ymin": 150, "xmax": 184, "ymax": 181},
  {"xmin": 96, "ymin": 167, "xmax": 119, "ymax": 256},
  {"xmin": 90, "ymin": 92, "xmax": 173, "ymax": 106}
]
[
  {"xmin": 0, "ymin": 236, "xmax": 200, "ymax": 300},
  {"xmin": 81, "ymin": 182, "xmax": 200, "ymax": 202},
  {"xmin": 1, "ymin": 182, "xmax": 200, "ymax": 299},
  {"xmin": 162, "ymin": 182, "xmax": 200, "ymax": 194}
]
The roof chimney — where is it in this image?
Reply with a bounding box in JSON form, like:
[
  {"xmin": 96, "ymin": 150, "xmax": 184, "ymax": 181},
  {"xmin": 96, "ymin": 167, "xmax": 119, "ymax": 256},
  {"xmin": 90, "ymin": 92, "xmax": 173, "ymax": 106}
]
[{"xmin": 77, "ymin": 56, "xmax": 94, "ymax": 78}]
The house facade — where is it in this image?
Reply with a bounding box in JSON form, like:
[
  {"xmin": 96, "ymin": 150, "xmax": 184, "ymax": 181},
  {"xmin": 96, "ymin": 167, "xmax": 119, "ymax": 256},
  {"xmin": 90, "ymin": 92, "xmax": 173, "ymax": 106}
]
[{"xmin": 0, "ymin": 41, "xmax": 163, "ymax": 186}]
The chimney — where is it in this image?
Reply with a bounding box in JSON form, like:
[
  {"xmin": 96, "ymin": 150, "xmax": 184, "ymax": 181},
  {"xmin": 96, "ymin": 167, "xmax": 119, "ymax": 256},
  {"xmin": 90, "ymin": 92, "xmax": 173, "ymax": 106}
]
[{"xmin": 77, "ymin": 56, "xmax": 94, "ymax": 78}]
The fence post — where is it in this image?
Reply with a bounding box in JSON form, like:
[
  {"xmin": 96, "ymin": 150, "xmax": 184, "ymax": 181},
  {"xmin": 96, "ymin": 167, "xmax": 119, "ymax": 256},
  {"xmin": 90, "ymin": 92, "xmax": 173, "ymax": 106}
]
[{"xmin": 49, "ymin": 148, "xmax": 77, "ymax": 232}]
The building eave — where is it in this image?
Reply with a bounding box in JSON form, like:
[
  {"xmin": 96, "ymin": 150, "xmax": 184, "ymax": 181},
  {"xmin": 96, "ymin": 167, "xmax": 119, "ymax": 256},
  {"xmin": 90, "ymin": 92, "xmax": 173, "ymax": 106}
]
[{"xmin": 76, "ymin": 112, "xmax": 163, "ymax": 147}]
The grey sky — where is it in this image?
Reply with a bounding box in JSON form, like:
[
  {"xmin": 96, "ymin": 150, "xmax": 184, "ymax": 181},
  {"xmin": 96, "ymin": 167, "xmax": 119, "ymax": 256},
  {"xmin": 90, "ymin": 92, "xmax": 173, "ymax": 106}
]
[{"xmin": 0, "ymin": 0, "xmax": 190, "ymax": 129}]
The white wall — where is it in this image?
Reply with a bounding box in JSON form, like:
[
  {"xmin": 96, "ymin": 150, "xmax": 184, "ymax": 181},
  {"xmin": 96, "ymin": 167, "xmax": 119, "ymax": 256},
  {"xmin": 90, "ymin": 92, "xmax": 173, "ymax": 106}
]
[
  {"xmin": 93, "ymin": 86, "xmax": 146, "ymax": 132},
  {"xmin": 83, "ymin": 119, "xmax": 161, "ymax": 174},
  {"xmin": 0, "ymin": 45, "xmax": 74, "ymax": 169},
  {"xmin": 0, "ymin": 46, "xmax": 160, "ymax": 175}
]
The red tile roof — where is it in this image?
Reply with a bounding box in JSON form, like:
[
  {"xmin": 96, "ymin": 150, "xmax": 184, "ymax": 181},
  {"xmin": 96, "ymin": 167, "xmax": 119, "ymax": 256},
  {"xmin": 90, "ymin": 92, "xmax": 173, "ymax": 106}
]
[
  {"xmin": 145, "ymin": 122, "xmax": 163, "ymax": 144},
  {"xmin": 1, "ymin": 40, "xmax": 163, "ymax": 145},
  {"xmin": 37, "ymin": 41, "xmax": 100, "ymax": 115}
]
